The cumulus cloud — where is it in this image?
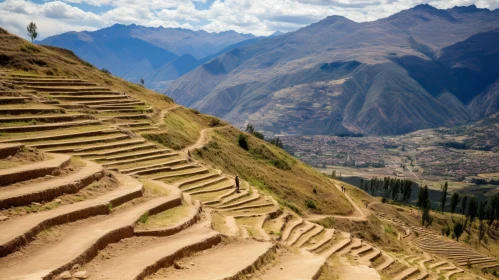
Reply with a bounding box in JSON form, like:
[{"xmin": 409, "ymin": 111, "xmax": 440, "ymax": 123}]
[{"xmin": 0, "ymin": 0, "xmax": 497, "ymax": 40}]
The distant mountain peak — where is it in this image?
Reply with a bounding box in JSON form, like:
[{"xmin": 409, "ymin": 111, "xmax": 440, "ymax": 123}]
[
  {"xmin": 451, "ymin": 5, "xmax": 489, "ymax": 13},
  {"xmin": 412, "ymin": 4, "xmax": 437, "ymax": 11},
  {"xmin": 322, "ymin": 15, "xmax": 352, "ymax": 23},
  {"xmin": 269, "ymin": 31, "xmax": 285, "ymax": 37}
]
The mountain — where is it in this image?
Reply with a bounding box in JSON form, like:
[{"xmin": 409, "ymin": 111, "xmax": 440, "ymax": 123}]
[
  {"xmin": 165, "ymin": 5, "xmax": 499, "ymax": 136},
  {"xmin": 469, "ymin": 79, "xmax": 499, "ymax": 120},
  {"xmin": 40, "ymin": 24, "xmax": 256, "ymax": 84},
  {"xmin": 146, "ymin": 37, "xmax": 264, "ymax": 91}
]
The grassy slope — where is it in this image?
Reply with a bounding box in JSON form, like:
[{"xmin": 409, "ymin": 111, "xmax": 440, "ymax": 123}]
[
  {"xmin": 0, "ymin": 28, "xmax": 352, "ymax": 216},
  {"xmin": 192, "ymin": 127, "xmax": 353, "ymax": 215},
  {"xmin": 144, "ymin": 107, "xmax": 225, "ymax": 150}
]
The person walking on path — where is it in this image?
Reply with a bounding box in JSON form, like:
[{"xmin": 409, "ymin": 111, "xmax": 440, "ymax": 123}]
[{"xmin": 235, "ymin": 175, "xmax": 240, "ymax": 193}]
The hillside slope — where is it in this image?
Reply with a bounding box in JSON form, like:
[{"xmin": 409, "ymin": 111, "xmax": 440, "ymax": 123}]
[
  {"xmin": 165, "ymin": 5, "xmax": 499, "ymax": 136},
  {"xmin": 469, "ymin": 79, "xmax": 499, "ymax": 120}
]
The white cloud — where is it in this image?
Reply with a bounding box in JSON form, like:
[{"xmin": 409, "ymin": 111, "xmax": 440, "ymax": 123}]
[{"xmin": 0, "ymin": 0, "xmax": 497, "ymax": 40}]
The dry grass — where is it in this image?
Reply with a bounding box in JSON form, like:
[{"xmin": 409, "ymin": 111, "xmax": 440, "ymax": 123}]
[
  {"xmin": 144, "ymin": 107, "xmax": 223, "ymax": 150},
  {"xmin": 142, "ymin": 180, "xmax": 170, "ymax": 197},
  {"xmin": 211, "ymin": 211, "xmax": 229, "ymax": 234},
  {"xmin": 135, "ymin": 202, "xmax": 190, "ymax": 229},
  {"xmin": 316, "ymin": 214, "xmax": 405, "ymax": 253},
  {"xmin": 193, "ymin": 127, "xmax": 353, "ymax": 216},
  {"xmin": 191, "ymin": 188, "xmax": 231, "ymax": 202}
]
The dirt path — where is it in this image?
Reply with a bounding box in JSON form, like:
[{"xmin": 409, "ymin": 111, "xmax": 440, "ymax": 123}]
[
  {"xmin": 86, "ymin": 221, "xmax": 220, "ymax": 280},
  {"xmin": 305, "ymin": 182, "xmax": 368, "ymax": 222},
  {"xmin": 335, "ymin": 256, "xmax": 380, "ymax": 280},
  {"xmin": 254, "ymin": 249, "xmax": 325, "ymax": 280},
  {"xmin": 185, "ymin": 126, "xmax": 229, "ymax": 153},
  {"xmin": 149, "ymin": 240, "xmax": 273, "ymax": 280},
  {"xmin": 157, "ymin": 105, "xmax": 180, "ymax": 124}
]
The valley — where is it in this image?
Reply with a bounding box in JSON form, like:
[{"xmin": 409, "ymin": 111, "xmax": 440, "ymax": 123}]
[{"xmin": 283, "ymin": 118, "xmax": 499, "ymax": 202}]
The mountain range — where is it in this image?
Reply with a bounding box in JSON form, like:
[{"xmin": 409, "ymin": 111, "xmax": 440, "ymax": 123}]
[
  {"xmin": 165, "ymin": 4, "xmax": 499, "ymax": 136},
  {"xmin": 40, "ymin": 24, "xmax": 256, "ymax": 90}
]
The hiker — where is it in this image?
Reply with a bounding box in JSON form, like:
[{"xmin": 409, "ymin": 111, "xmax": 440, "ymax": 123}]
[{"xmin": 235, "ymin": 175, "xmax": 240, "ymax": 193}]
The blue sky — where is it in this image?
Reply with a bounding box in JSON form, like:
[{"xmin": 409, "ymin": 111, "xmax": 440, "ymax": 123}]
[{"xmin": 1, "ymin": 0, "xmax": 498, "ymax": 40}]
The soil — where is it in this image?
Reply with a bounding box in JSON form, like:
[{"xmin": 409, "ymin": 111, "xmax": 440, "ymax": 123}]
[
  {"xmin": 0, "ymin": 168, "xmax": 117, "ymax": 217},
  {"xmin": 0, "ymin": 147, "xmax": 46, "ymax": 169}
]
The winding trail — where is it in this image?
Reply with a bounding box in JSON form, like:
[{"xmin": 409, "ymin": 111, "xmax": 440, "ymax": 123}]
[
  {"xmin": 185, "ymin": 126, "xmax": 230, "ymax": 155},
  {"xmin": 188, "ymin": 125, "xmax": 369, "ymax": 223},
  {"xmin": 158, "ymin": 105, "xmax": 180, "ymax": 123},
  {"xmin": 305, "ymin": 182, "xmax": 368, "ymax": 222}
]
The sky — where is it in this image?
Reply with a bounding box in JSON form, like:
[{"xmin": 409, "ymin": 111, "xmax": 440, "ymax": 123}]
[{"xmin": 0, "ymin": 0, "xmax": 498, "ymax": 40}]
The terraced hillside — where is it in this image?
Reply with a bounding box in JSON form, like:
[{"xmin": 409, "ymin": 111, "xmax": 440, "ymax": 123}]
[{"xmin": 0, "ymin": 30, "xmax": 497, "ymax": 280}]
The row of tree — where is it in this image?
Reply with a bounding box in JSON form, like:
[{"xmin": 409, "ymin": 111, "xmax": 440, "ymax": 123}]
[
  {"xmin": 358, "ymin": 176, "xmax": 499, "ymax": 243},
  {"xmin": 360, "ymin": 177, "xmax": 413, "ymax": 204},
  {"xmin": 420, "ymin": 182, "xmax": 499, "ymax": 243}
]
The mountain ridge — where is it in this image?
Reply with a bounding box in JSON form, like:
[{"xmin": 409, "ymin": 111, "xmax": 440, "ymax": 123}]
[
  {"xmin": 165, "ymin": 4, "xmax": 499, "ymax": 136},
  {"xmin": 40, "ymin": 24, "xmax": 256, "ymax": 85}
]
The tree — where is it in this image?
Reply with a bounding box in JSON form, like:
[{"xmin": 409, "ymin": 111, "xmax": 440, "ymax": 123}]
[
  {"xmin": 450, "ymin": 192, "xmax": 460, "ymax": 214},
  {"xmin": 422, "ymin": 204, "xmax": 432, "ymax": 226},
  {"xmin": 478, "ymin": 222, "xmax": 486, "ymax": 243},
  {"xmin": 453, "ymin": 222, "xmax": 463, "ymax": 241},
  {"xmin": 245, "ymin": 124, "xmax": 255, "ymax": 133},
  {"xmin": 27, "ymin": 22, "xmax": 38, "ymax": 43},
  {"xmin": 493, "ymin": 194, "xmax": 499, "ymax": 228},
  {"xmin": 402, "ymin": 180, "xmax": 412, "ymax": 203},
  {"xmin": 140, "ymin": 78, "xmax": 145, "ymax": 86},
  {"xmin": 270, "ymin": 137, "xmax": 283, "ymax": 148},
  {"xmin": 332, "ymin": 170, "xmax": 337, "ymax": 179},
  {"xmin": 467, "ymin": 196, "xmax": 478, "ymax": 230},
  {"xmin": 238, "ymin": 133, "xmax": 249, "ymax": 150},
  {"xmin": 417, "ymin": 185, "xmax": 430, "ymax": 209},
  {"xmin": 460, "ymin": 195, "xmax": 468, "ymax": 215},
  {"xmin": 383, "ymin": 177, "xmax": 390, "ymax": 197},
  {"xmin": 391, "ymin": 180, "xmax": 400, "ymax": 201},
  {"xmin": 440, "ymin": 181, "xmax": 448, "ymax": 212},
  {"xmin": 417, "ymin": 185, "xmax": 432, "ymax": 226}
]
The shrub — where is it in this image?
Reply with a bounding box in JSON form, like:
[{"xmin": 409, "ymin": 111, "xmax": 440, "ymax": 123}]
[
  {"xmin": 441, "ymin": 226, "xmax": 450, "ymax": 236},
  {"xmin": 453, "ymin": 222, "xmax": 463, "ymax": 241},
  {"xmin": 83, "ymin": 61, "xmax": 94, "ymax": 68},
  {"xmin": 100, "ymin": 68, "xmax": 111, "ymax": 75},
  {"xmin": 189, "ymin": 108, "xmax": 201, "ymax": 114},
  {"xmin": 238, "ymin": 133, "xmax": 249, "ymax": 150},
  {"xmin": 270, "ymin": 158, "xmax": 291, "ymax": 170},
  {"xmin": 281, "ymin": 201, "xmax": 301, "ymax": 215},
  {"xmin": 252, "ymin": 131, "xmax": 265, "ymax": 140},
  {"xmin": 305, "ymin": 199, "xmax": 317, "ymax": 209},
  {"xmin": 206, "ymin": 140, "xmax": 219, "ymax": 149},
  {"xmin": 209, "ymin": 118, "xmax": 221, "ymax": 127}
]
